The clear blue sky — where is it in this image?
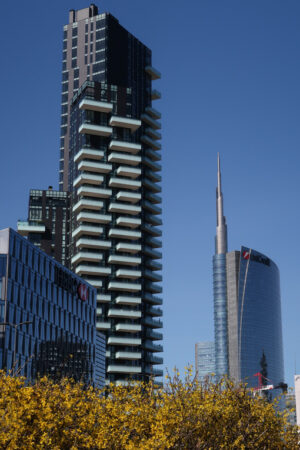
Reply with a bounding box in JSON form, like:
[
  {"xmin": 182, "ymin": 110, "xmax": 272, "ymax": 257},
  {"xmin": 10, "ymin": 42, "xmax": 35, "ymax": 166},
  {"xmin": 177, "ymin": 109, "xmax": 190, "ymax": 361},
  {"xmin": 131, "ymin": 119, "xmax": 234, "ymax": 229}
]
[{"xmin": 1, "ymin": 0, "xmax": 300, "ymax": 387}]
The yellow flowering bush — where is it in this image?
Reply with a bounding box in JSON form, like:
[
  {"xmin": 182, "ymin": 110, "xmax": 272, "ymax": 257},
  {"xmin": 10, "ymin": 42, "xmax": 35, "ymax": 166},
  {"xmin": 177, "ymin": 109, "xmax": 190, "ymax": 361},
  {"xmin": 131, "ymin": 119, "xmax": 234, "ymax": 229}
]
[{"xmin": 0, "ymin": 369, "xmax": 298, "ymax": 449}]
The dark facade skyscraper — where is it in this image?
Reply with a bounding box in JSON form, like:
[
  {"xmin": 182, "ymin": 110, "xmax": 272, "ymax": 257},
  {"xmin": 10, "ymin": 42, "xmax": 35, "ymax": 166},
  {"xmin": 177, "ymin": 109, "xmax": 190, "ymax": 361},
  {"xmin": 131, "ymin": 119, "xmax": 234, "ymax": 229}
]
[
  {"xmin": 59, "ymin": 5, "xmax": 163, "ymax": 384},
  {"xmin": 18, "ymin": 189, "xmax": 70, "ymax": 266},
  {"xmin": 212, "ymin": 157, "xmax": 284, "ymax": 388}
]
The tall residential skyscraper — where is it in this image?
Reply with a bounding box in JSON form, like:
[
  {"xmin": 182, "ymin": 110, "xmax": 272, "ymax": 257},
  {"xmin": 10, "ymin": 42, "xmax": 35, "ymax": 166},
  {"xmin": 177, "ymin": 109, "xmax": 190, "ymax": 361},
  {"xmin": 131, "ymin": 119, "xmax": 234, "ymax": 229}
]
[
  {"xmin": 212, "ymin": 156, "xmax": 284, "ymax": 388},
  {"xmin": 60, "ymin": 5, "xmax": 163, "ymax": 384}
]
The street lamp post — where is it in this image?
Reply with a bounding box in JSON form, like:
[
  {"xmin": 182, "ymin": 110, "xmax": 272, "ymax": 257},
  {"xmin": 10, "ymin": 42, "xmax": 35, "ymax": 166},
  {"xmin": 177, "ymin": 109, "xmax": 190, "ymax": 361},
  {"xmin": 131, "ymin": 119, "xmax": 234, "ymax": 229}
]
[{"xmin": 1, "ymin": 321, "xmax": 33, "ymax": 375}]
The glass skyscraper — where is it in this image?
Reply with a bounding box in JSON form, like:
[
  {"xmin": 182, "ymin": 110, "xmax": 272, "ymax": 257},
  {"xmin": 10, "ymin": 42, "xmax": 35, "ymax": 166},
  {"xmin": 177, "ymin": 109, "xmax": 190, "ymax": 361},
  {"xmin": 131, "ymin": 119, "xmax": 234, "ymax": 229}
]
[
  {"xmin": 227, "ymin": 247, "xmax": 284, "ymax": 388},
  {"xmin": 195, "ymin": 341, "xmax": 215, "ymax": 382},
  {"xmin": 212, "ymin": 156, "xmax": 285, "ymax": 388},
  {"xmin": 0, "ymin": 228, "xmax": 105, "ymax": 388},
  {"xmin": 213, "ymin": 154, "xmax": 229, "ymax": 377},
  {"xmin": 59, "ymin": 5, "xmax": 163, "ymax": 384}
]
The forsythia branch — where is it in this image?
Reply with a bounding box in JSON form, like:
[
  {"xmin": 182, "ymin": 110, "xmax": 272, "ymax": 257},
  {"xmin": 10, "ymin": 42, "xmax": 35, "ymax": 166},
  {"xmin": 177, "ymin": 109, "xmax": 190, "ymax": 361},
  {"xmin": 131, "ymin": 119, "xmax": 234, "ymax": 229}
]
[{"xmin": 0, "ymin": 369, "xmax": 298, "ymax": 449}]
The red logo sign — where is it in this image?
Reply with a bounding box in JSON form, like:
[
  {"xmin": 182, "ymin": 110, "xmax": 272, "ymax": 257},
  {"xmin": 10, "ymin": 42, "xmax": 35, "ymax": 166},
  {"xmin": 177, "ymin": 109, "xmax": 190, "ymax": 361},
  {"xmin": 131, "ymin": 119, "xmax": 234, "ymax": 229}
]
[
  {"xmin": 243, "ymin": 251, "xmax": 250, "ymax": 260},
  {"xmin": 77, "ymin": 283, "xmax": 88, "ymax": 301}
]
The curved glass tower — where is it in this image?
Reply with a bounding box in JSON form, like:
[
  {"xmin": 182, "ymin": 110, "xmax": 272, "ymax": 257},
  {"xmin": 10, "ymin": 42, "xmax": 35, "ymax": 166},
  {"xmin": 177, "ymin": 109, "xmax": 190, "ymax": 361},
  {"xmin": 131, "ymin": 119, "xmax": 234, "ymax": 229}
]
[{"xmin": 229, "ymin": 247, "xmax": 284, "ymax": 388}]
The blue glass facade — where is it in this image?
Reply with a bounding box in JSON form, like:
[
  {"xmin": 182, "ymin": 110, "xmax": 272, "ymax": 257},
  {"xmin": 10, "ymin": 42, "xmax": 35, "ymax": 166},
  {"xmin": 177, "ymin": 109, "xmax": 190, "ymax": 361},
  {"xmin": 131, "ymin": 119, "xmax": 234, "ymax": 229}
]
[
  {"xmin": 0, "ymin": 228, "xmax": 105, "ymax": 388},
  {"xmin": 213, "ymin": 254, "xmax": 228, "ymax": 377},
  {"xmin": 195, "ymin": 341, "xmax": 215, "ymax": 382},
  {"xmin": 237, "ymin": 247, "xmax": 284, "ymax": 388}
]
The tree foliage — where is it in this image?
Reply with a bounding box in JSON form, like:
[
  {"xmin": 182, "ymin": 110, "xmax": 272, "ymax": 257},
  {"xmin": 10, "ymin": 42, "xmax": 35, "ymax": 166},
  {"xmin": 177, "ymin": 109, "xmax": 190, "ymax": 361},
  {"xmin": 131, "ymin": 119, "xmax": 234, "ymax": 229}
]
[{"xmin": 0, "ymin": 369, "xmax": 298, "ymax": 449}]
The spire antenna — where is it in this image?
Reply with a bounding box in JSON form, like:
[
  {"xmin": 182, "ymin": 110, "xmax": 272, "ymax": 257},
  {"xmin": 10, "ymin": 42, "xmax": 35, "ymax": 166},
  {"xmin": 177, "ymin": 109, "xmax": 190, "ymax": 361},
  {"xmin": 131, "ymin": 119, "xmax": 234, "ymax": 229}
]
[{"xmin": 215, "ymin": 154, "xmax": 228, "ymax": 254}]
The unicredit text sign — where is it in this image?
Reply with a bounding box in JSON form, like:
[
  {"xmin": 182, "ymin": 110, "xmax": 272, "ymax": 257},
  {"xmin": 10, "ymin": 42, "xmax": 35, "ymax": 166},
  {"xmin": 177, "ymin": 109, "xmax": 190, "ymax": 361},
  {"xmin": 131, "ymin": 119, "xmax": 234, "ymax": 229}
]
[{"xmin": 242, "ymin": 250, "xmax": 270, "ymax": 267}]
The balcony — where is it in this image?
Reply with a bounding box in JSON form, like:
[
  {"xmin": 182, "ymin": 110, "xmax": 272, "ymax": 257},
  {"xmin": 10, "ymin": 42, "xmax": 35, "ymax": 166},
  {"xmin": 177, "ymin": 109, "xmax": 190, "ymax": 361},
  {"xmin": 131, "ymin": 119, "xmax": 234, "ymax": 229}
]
[
  {"xmin": 145, "ymin": 259, "xmax": 162, "ymax": 271},
  {"xmin": 79, "ymin": 98, "xmax": 113, "ymax": 113},
  {"xmin": 116, "ymin": 191, "xmax": 141, "ymax": 203},
  {"xmin": 71, "ymin": 251, "xmax": 103, "ymax": 264},
  {"xmin": 145, "ymin": 65, "xmax": 161, "ymax": 80},
  {"xmin": 77, "ymin": 186, "xmax": 112, "ymax": 198},
  {"xmin": 78, "ymin": 160, "xmax": 112, "ymax": 173},
  {"xmin": 72, "ymin": 225, "xmax": 103, "ymax": 238},
  {"xmin": 108, "ymin": 254, "xmax": 141, "ymax": 266},
  {"xmin": 141, "ymin": 113, "xmax": 161, "ymax": 130},
  {"xmin": 143, "ymin": 201, "xmax": 162, "ymax": 215},
  {"xmin": 143, "ymin": 178, "xmax": 161, "ymax": 193},
  {"xmin": 147, "ymin": 306, "xmax": 163, "ymax": 317},
  {"xmin": 143, "ymin": 246, "xmax": 162, "ymax": 259},
  {"xmin": 107, "ymin": 365, "xmax": 141, "ymax": 374},
  {"xmin": 87, "ymin": 279, "xmax": 103, "ymax": 288},
  {"xmin": 143, "ymin": 293, "xmax": 163, "ymax": 305},
  {"xmin": 109, "ymin": 140, "xmax": 141, "ymax": 154},
  {"xmin": 108, "ymin": 152, "xmax": 141, "ymax": 166},
  {"xmin": 79, "ymin": 122, "xmax": 112, "ymax": 137},
  {"xmin": 145, "ymin": 169, "xmax": 161, "ymax": 182},
  {"xmin": 146, "ymin": 329, "xmax": 163, "ymax": 340},
  {"xmin": 108, "ymin": 281, "xmax": 141, "ymax": 292},
  {"xmin": 97, "ymin": 294, "xmax": 111, "ymax": 303},
  {"xmin": 115, "ymin": 296, "xmax": 141, "ymax": 305},
  {"xmin": 143, "ymin": 157, "xmax": 161, "ymax": 172},
  {"xmin": 76, "ymin": 265, "xmax": 111, "ymax": 277},
  {"xmin": 144, "ymin": 270, "xmax": 162, "ymax": 282},
  {"xmin": 151, "ymin": 89, "xmax": 161, "ymax": 101},
  {"xmin": 115, "ymin": 323, "xmax": 141, "ymax": 333},
  {"xmin": 145, "ymin": 127, "xmax": 161, "ymax": 141},
  {"xmin": 109, "ymin": 177, "xmax": 141, "ymax": 190},
  {"xmin": 146, "ymin": 367, "xmax": 163, "ymax": 377},
  {"xmin": 146, "ymin": 149, "xmax": 161, "ymax": 162},
  {"xmin": 17, "ymin": 221, "xmax": 45, "ymax": 237},
  {"xmin": 145, "ymin": 236, "xmax": 162, "ymax": 248},
  {"xmin": 116, "ymin": 243, "xmax": 141, "ymax": 254},
  {"xmin": 74, "ymin": 148, "xmax": 104, "ymax": 163},
  {"xmin": 97, "ymin": 322, "xmax": 111, "ymax": 330},
  {"xmin": 145, "ymin": 192, "xmax": 162, "ymax": 204},
  {"xmin": 109, "ymin": 202, "xmax": 141, "ymax": 215},
  {"xmin": 108, "ymin": 309, "xmax": 141, "ymax": 319},
  {"xmin": 73, "ymin": 173, "xmax": 104, "ymax": 188},
  {"xmin": 116, "ymin": 269, "xmax": 141, "ymax": 279},
  {"xmin": 76, "ymin": 238, "xmax": 111, "ymax": 250},
  {"xmin": 77, "ymin": 211, "xmax": 111, "ymax": 224},
  {"xmin": 145, "ymin": 214, "xmax": 162, "ymax": 227},
  {"xmin": 72, "ymin": 199, "xmax": 103, "ymax": 213},
  {"xmin": 109, "ymin": 116, "xmax": 141, "ymax": 131},
  {"xmin": 115, "ymin": 351, "xmax": 141, "ymax": 360},
  {"xmin": 143, "ymin": 340, "xmax": 163, "ymax": 352},
  {"xmin": 108, "ymin": 336, "xmax": 141, "ymax": 347},
  {"xmin": 109, "ymin": 228, "xmax": 141, "ymax": 240},
  {"xmin": 143, "ymin": 317, "xmax": 163, "ymax": 328},
  {"xmin": 145, "ymin": 149, "xmax": 161, "ymax": 164},
  {"xmin": 116, "ymin": 166, "xmax": 141, "ymax": 179},
  {"xmin": 146, "ymin": 355, "xmax": 163, "ymax": 365},
  {"xmin": 142, "ymin": 224, "xmax": 162, "ymax": 237},
  {"xmin": 146, "ymin": 282, "xmax": 163, "ymax": 294},
  {"xmin": 141, "ymin": 135, "xmax": 161, "ymax": 150},
  {"xmin": 116, "ymin": 217, "xmax": 141, "ymax": 228},
  {"xmin": 145, "ymin": 106, "xmax": 161, "ymax": 120}
]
